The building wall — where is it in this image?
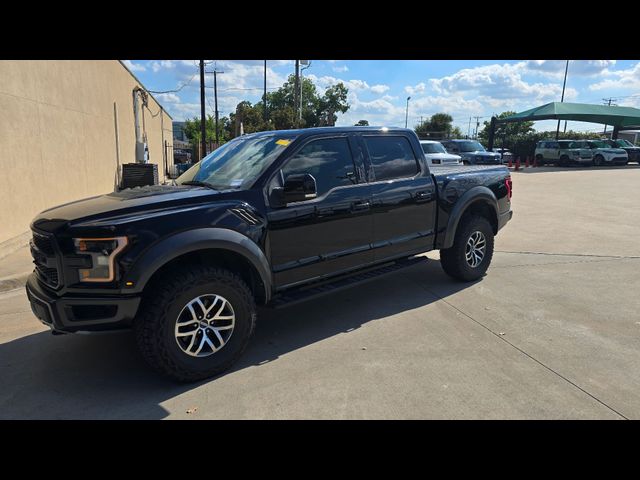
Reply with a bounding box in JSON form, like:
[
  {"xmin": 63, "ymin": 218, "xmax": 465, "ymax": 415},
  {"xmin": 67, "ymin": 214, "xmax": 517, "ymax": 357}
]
[{"xmin": 0, "ymin": 60, "xmax": 173, "ymax": 244}]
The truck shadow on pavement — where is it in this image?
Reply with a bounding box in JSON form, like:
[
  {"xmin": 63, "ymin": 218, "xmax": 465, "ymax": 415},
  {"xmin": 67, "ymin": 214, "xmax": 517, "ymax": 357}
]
[{"xmin": 0, "ymin": 258, "xmax": 472, "ymax": 419}]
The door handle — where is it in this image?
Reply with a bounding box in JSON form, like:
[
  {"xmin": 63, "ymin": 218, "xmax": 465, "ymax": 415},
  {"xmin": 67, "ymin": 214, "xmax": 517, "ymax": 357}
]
[
  {"xmin": 415, "ymin": 191, "xmax": 433, "ymax": 202},
  {"xmin": 352, "ymin": 201, "xmax": 371, "ymax": 211}
]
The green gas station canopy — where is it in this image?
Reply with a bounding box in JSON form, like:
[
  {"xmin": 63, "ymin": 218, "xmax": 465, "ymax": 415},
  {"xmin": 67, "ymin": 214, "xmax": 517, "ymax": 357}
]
[{"xmin": 500, "ymin": 102, "xmax": 640, "ymax": 128}]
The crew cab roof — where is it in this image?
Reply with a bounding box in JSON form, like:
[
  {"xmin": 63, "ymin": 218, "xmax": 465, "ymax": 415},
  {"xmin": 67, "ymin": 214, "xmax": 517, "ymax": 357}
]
[{"xmin": 238, "ymin": 126, "xmax": 416, "ymax": 140}]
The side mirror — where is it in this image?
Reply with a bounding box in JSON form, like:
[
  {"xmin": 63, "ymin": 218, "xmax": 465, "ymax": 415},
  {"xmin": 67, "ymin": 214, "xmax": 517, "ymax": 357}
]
[{"xmin": 272, "ymin": 173, "xmax": 317, "ymax": 205}]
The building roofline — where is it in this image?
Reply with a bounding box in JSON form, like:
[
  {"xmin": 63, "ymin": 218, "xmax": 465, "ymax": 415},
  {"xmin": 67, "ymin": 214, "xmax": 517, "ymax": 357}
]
[{"xmin": 118, "ymin": 60, "xmax": 173, "ymax": 120}]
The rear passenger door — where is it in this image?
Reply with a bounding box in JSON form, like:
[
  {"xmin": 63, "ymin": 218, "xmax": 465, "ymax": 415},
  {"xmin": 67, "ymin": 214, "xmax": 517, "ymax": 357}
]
[{"xmin": 361, "ymin": 134, "xmax": 437, "ymax": 261}]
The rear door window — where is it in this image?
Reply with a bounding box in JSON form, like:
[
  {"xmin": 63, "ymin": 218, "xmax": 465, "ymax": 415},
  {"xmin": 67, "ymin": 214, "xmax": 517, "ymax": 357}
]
[{"xmin": 363, "ymin": 136, "xmax": 420, "ymax": 181}]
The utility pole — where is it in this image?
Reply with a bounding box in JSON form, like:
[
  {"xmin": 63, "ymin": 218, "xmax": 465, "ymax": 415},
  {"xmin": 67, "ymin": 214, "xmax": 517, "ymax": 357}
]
[
  {"xmin": 555, "ymin": 60, "xmax": 570, "ymax": 140},
  {"xmin": 467, "ymin": 117, "xmax": 472, "ymax": 139},
  {"xmin": 473, "ymin": 116, "xmax": 481, "ymax": 139},
  {"xmin": 263, "ymin": 60, "xmax": 267, "ymax": 124},
  {"xmin": 405, "ymin": 97, "xmax": 411, "ymax": 128},
  {"xmin": 294, "ymin": 60, "xmax": 300, "ymax": 128},
  {"xmin": 213, "ymin": 68, "xmax": 224, "ymax": 146},
  {"xmin": 199, "ymin": 60, "xmax": 206, "ymax": 159},
  {"xmin": 602, "ymin": 97, "xmax": 617, "ymax": 135}
]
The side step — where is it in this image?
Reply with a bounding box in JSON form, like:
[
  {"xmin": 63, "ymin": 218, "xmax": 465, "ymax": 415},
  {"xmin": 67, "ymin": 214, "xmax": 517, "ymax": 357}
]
[{"xmin": 269, "ymin": 256, "xmax": 427, "ymax": 309}]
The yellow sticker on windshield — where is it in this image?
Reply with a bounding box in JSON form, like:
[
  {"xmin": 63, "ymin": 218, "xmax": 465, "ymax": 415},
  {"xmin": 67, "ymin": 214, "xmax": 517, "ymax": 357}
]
[{"xmin": 276, "ymin": 139, "xmax": 291, "ymax": 146}]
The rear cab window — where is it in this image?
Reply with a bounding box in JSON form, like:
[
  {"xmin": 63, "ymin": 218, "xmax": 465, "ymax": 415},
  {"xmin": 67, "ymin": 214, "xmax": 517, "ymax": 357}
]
[{"xmin": 363, "ymin": 136, "xmax": 420, "ymax": 182}]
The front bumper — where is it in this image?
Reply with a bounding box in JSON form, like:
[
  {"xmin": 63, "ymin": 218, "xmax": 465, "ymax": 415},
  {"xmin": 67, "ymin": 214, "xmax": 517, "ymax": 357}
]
[{"xmin": 25, "ymin": 273, "xmax": 141, "ymax": 333}]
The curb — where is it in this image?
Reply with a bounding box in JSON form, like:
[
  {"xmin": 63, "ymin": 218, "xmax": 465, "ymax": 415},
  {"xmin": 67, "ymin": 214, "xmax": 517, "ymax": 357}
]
[{"xmin": 0, "ymin": 273, "xmax": 31, "ymax": 293}]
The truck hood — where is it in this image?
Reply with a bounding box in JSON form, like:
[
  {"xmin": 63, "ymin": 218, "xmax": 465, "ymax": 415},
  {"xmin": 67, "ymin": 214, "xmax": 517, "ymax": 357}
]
[{"xmin": 32, "ymin": 185, "xmax": 218, "ymax": 231}]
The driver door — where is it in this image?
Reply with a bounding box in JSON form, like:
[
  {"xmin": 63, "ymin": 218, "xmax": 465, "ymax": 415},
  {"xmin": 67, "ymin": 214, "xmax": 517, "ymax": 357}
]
[{"xmin": 266, "ymin": 134, "xmax": 373, "ymax": 289}]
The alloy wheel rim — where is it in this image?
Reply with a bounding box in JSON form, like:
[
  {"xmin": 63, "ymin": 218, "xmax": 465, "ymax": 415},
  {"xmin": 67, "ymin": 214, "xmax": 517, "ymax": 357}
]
[
  {"xmin": 174, "ymin": 294, "xmax": 235, "ymax": 357},
  {"xmin": 465, "ymin": 231, "xmax": 486, "ymax": 268}
]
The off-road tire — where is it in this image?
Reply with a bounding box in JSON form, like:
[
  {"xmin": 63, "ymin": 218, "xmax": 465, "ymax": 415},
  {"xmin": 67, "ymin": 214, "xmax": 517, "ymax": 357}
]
[
  {"xmin": 134, "ymin": 265, "xmax": 256, "ymax": 382},
  {"xmin": 594, "ymin": 154, "xmax": 604, "ymax": 166},
  {"xmin": 440, "ymin": 214, "xmax": 494, "ymax": 282}
]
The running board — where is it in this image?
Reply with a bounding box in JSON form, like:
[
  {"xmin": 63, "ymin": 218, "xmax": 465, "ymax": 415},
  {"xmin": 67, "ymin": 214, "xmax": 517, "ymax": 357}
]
[{"xmin": 269, "ymin": 256, "xmax": 427, "ymax": 309}]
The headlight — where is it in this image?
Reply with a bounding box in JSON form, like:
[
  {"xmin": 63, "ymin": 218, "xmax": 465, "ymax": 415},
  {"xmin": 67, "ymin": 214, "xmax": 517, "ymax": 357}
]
[{"xmin": 73, "ymin": 237, "xmax": 128, "ymax": 282}]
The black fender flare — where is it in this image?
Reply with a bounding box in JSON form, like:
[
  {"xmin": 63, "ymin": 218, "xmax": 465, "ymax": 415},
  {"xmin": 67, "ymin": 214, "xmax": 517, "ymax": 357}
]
[
  {"xmin": 122, "ymin": 228, "xmax": 272, "ymax": 302},
  {"xmin": 440, "ymin": 186, "xmax": 499, "ymax": 250}
]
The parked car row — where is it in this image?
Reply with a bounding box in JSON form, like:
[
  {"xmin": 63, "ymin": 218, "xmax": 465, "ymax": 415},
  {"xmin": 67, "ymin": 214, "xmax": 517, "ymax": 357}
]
[
  {"xmin": 534, "ymin": 140, "xmax": 635, "ymax": 166},
  {"xmin": 419, "ymin": 139, "xmax": 504, "ymax": 167},
  {"xmin": 420, "ymin": 137, "xmax": 640, "ymax": 168}
]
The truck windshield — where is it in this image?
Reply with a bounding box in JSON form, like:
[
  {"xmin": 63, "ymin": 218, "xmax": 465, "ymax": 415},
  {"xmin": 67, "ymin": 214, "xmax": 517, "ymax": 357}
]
[
  {"xmin": 615, "ymin": 139, "xmax": 634, "ymax": 147},
  {"xmin": 421, "ymin": 143, "xmax": 447, "ymax": 154},
  {"xmin": 456, "ymin": 141, "xmax": 485, "ymax": 152},
  {"xmin": 176, "ymin": 134, "xmax": 296, "ymax": 190}
]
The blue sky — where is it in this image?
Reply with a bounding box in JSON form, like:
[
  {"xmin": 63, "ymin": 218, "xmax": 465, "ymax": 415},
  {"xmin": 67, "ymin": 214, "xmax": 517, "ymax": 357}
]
[{"xmin": 123, "ymin": 60, "xmax": 640, "ymax": 134}]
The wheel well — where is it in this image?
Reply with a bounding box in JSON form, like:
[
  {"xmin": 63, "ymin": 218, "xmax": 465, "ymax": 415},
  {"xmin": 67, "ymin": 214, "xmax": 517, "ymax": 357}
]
[
  {"xmin": 143, "ymin": 249, "xmax": 267, "ymax": 305},
  {"xmin": 463, "ymin": 201, "xmax": 498, "ymax": 234}
]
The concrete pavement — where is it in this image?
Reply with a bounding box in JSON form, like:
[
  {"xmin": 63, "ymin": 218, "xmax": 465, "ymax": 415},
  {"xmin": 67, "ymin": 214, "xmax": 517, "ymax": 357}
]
[{"xmin": 0, "ymin": 166, "xmax": 638, "ymax": 419}]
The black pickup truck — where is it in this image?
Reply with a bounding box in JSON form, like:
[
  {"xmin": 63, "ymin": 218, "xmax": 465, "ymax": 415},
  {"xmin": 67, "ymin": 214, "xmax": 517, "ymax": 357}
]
[{"xmin": 26, "ymin": 127, "xmax": 513, "ymax": 381}]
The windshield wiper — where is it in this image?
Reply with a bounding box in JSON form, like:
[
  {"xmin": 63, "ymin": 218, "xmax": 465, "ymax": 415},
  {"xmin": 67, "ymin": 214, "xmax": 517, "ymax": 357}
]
[{"xmin": 181, "ymin": 180, "xmax": 218, "ymax": 190}]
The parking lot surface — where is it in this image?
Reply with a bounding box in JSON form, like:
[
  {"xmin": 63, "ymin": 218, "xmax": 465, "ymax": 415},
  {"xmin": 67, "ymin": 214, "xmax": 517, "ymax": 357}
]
[{"xmin": 1, "ymin": 165, "xmax": 639, "ymax": 419}]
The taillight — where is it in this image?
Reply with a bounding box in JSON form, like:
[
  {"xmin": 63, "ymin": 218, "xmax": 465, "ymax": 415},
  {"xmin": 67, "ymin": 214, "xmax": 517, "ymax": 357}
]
[{"xmin": 505, "ymin": 177, "xmax": 512, "ymax": 199}]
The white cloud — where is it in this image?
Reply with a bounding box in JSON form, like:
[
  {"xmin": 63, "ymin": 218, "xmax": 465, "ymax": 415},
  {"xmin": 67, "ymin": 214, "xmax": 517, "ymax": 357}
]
[
  {"xmin": 151, "ymin": 60, "xmax": 176, "ymax": 73},
  {"xmin": 589, "ymin": 62, "xmax": 640, "ymax": 91},
  {"xmin": 370, "ymin": 84, "xmax": 389, "ymax": 94},
  {"xmin": 332, "ymin": 65, "xmax": 349, "ymax": 73},
  {"xmin": 405, "ymin": 82, "xmax": 426, "ymax": 95},
  {"xmin": 429, "ymin": 63, "xmax": 574, "ymax": 103},
  {"xmin": 122, "ymin": 60, "xmax": 146, "ymax": 72},
  {"xmin": 154, "ymin": 93, "xmax": 181, "ymax": 103},
  {"xmin": 525, "ymin": 60, "xmax": 616, "ymax": 77}
]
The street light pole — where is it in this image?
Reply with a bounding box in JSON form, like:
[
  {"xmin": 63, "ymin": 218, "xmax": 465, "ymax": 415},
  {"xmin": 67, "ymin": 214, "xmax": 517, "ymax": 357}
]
[
  {"xmin": 555, "ymin": 60, "xmax": 569, "ymax": 140},
  {"xmin": 405, "ymin": 96, "xmax": 411, "ymax": 128},
  {"xmin": 263, "ymin": 60, "xmax": 267, "ymax": 124},
  {"xmin": 199, "ymin": 60, "xmax": 206, "ymax": 160}
]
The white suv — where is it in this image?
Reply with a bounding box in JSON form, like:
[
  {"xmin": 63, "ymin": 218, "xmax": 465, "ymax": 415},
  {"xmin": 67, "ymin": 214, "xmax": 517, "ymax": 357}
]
[{"xmin": 419, "ymin": 140, "xmax": 462, "ymax": 167}]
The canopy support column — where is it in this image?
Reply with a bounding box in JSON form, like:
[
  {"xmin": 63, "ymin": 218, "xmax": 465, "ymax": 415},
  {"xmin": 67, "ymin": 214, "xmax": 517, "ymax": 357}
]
[
  {"xmin": 487, "ymin": 117, "xmax": 497, "ymax": 151},
  {"xmin": 612, "ymin": 126, "xmax": 620, "ymax": 140}
]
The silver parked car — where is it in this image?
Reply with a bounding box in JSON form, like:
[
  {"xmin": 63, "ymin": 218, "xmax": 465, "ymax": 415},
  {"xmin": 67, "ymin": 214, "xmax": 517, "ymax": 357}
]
[{"xmin": 419, "ymin": 140, "xmax": 462, "ymax": 167}]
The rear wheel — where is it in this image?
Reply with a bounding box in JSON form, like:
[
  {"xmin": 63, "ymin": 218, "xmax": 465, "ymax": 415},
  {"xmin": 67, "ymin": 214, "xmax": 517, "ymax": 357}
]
[
  {"xmin": 535, "ymin": 154, "xmax": 545, "ymax": 166},
  {"xmin": 440, "ymin": 214, "xmax": 494, "ymax": 282},
  {"xmin": 134, "ymin": 265, "xmax": 256, "ymax": 382},
  {"xmin": 594, "ymin": 154, "xmax": 604, "ymax": 166},
  {"xmin": 559, "ymin": 155, "xmax": 570, "ymax": 167}
]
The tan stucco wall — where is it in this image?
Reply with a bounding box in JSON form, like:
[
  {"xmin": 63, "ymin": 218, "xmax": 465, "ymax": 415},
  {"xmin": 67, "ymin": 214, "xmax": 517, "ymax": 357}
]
[{"xmin": 0, "ymin": 60, "xmax": 173, "ymax": 244}]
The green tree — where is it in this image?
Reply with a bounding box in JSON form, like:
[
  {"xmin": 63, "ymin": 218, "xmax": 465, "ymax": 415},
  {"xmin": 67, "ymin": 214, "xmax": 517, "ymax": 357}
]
[
  {"xmin": 183, "ymin": 115, "xmax": 230, "ymax": 148},
  {"xmin": 318, "ymin": 83, "xmax": 349, "ymax": 126},
  {"xmin": 478, "ymin": 111, "xmax": 535, "ymax": 144},
  {"xmin": 414, "ymin": 113, "xmax": 460, "ymax": 139},
  {"xmin": 355, "ymin": 119, "xmax": 369, "ymax": 126}
]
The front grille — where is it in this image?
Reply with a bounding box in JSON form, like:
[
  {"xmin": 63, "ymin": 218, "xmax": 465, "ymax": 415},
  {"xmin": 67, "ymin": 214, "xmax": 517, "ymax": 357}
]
[
  {"xmin": 32, "ymin": 232, "xmax": 55, "ymax": 254},
  {"xmin": 31, "ymin": 230, "xmax": 61, "ymax": 288},
  {"xmin": 36, "ymin": 266, "xmax": 59, "ymax": 287}
]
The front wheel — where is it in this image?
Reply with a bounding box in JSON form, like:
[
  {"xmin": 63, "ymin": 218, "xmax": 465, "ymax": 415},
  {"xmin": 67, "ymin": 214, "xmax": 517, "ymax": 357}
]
[
  {"xmin": 594, "ymin": 154, "xmax": 604, "ymax": 166},
  {"xmin": 535, "ymin": 154, "xmax": 545, "ymax": 166},
  {"xmin": 440, "ymin": 214, "xmax": 495, "ymax": 282},
  {"xmin": 134, "ymin": 265, "xmax": 256, "ymax": 382}
]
